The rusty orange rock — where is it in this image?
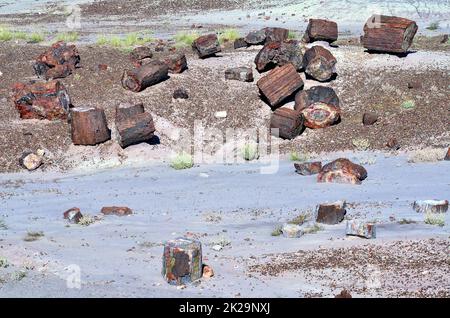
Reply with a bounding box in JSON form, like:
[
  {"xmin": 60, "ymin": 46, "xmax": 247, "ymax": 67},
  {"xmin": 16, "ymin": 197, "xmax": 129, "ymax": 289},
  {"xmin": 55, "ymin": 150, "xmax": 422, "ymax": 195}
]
[
  {"xmin": 444, "ymin": 147, "xmax": 450, "ymax": 161},
  {"xmin": 318, "ymin": 158, "xmax": 367, "ymax": 185},
  {"xmin": 301, "ymin": 102, "xmax": 341, "ymax": 129},
  {"xmin": 101, "ymin": 206, "xmax": 133, "ymax": 216},
  {"xmin": 202, "ymin": 265, "xmax": 214, "ymax": 278}
]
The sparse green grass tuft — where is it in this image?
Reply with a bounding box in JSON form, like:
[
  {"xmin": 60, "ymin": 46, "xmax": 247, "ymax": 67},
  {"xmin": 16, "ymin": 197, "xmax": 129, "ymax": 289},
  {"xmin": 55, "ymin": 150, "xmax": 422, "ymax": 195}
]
[
  {"xmin": 271, "ymin": 225, "xmax": 283, "ymax": 236},
  {"xmin": 352, "ymin": 138, "xmax": 371, "ymax": 151},
  {"xmin": 303, "ymin": 223, "xmax": 324, "ymax": 234},
  {"xmin": 0, "ymin": 27, "xmax": 45, "ymax": 43},
  {"xmin": 401, "ymin": 100, "xmax": 415, "ymax": 110},
  {"xmin": 96, "ymin": 32, "xmax": 154, "ymax": 49},
  {"xmin": 78, "ymin": 215, "xmax": 96, "ymax": 226},
  {"xmin": 241, "ymin": 142, "xmax": 259, "ymax": 161},
  {"xmin": 170, "ymin": 152, "xmax": 194, "ymax": 170},
  {"xmin": 0, "ymin": 219, "xmax": 7, "ymax": 230},
  {"xmin": 13, "ymin": 31, "xmax": 27, "ymax": 40},
  {"xmin": 290, "ymin": 151, "xmax": 310, "ymax": 162},
  {"xmin": 398, "ymin": 218, "xmax": 417, "ymax": 225},
  {"xmin": 288, "ymin": 213, "xmax": 310, "ymax": 225},
  {"xmin": 218, "ymin": 29, "xmax": 240, "ymax": 43},
  {"xmin": 0, "ymin": 257, "xmax": 8, "ymax": 268},
  {"xmin": 174, "ymin": 31, "xmax": 199, "ymax": 47},
  {"xmin": 288, "ymin": 30, "xmax": 297, "ymax": 40},
  {"xmin": 0, "ymin": 26, "xmax": 13, "ymax": 41},
  {"xmin": 12, "ymin": 270, "xmax": 27, "ymax": 281},
  {"xmin": 426, "ymin": 22, "xmax": 440, "ymax": 31},
  {"xmin": 23, "ymin": 231, "xmax": 44, "ymax": 242},
  {"xmin": 56, "ymin": 31, "xmax": 79, "ymax": 42},
  {"xmin": 424, "ymin": 212, "xmax": 445, "ymax": 227},
  {"xmin": 28, "ymin": 33, "xmax": 45, "ymax": 43}
]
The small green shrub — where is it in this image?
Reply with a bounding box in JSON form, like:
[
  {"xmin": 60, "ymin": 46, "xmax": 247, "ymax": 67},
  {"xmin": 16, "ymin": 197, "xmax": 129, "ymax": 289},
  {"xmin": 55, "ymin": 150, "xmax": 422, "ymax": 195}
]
[
  {"xmin": 170, "ymin": 152, "xmax": 194, "ymax": 170},
  {"xmin": 0, "ymin": 219, "xmax": 7, "ymax": 230},
  {"xmin": 241, "ymin": 142, "xmax": 259, "ymax": 161},
  {"xmin": 12, "ymin": 271, "xmax": 27, "ymax": 281},
  {"xmin": 218, "ymin": 29, "xmax": 240, "ymax": 43},
  {"xmin": 401, "ymin": 100, "xmax": 415, "ymax": 110},
  {"xmin": 56, "ymin": 31, "xmax": 79, "ymax": 42},
  {"xmin": 78, "ymin": 215, "xmax": 96, "ymax": 226},
  {"xmin": 426, "ymin": 22, "xmax": 440, "ymax": 31},
  {"xmin": 303, "ymin": 223, "xmax": 324, "ymax": 234},
  {"xmin": 174, "ymin": 31, "xmax": 199, "ymax": 47},
  {"xmin": 398, "ymin": 218, "xmax": 417, "ymax": 225},
  {"xmin": 0, "ymin": 257, "xmax": 8, "ymax": 268},
  {"xmin": 28, "ymin": 33, "xmax": 45, "ymax": 43},
  {"xmin": 0, "ymin": 26, "xmax": 13, "ymax": 41},
  {"xmin": 288, "ymin": 31, "xmax": 297, "ymax": 40},
  {"xmin": 96, "ymin": 34, "xmax": 108, "ymax": 45},
  {"xmin": 23, "ymin": 231, "xmax": 44, "ymax": 242},
  {"xmin": 424, "ymin": 212, "xmax": 445, "ymax": 227},
  {"xmin": 288, "ymin": 213, "xmax": 309, "ymax": 225},
  {"xmin": 290, "ymin": 151, "xmax": 310, "ymax": 162},
  {"xmin": 271, "ymin": 225, "xmax": 283, "ymax": 236}
]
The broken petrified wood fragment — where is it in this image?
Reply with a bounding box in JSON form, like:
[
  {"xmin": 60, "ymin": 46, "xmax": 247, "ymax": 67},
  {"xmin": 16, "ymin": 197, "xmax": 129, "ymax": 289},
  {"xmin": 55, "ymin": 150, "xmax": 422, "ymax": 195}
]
[
  {"xmin": 413, "ymin": 200, "xmax": 448, "ymax": 214},
  {"xmin": 270, "ymin": 107, "xmax": 304, "ymax": 140},
  {"xmin": 245, "ymin": 29, "xmax": 267, "ymax": 45},
  {"xmin": 34, "ymin": 41, "xmax": 80, "ymax": 79},
  {"xmin": 294, "ymin": 86, "xmax": 340, "ymax": 111},
  {"xmin": 12, "ymin": 80, "xmax": 71, "ymax": 120},
  {"xmin": 303, "ymin": 19, "xmax": 338, "ymax": 43},
  {"xmin": 303, "ymin": 46, "xmax": 337, "ymax": 82},
  {"xmin": 63, "ymin": 207, "xmax": 83, "ymax": 224},
  {"xmin": 301, "ymin": 102, "xmax": 341, "ymax": 129},
  {"xmin": 121, "ymin": 61, "xmax": 169, "ymax": 92},
  {"xmin": 386, "ymin": 137, "xmax": 400, "ymax": 150},
  {"xmin": 257, "ymin": 64, "xmax": 304, "ymax": 108},
  {"xmin": 294, "ymin": 161, "xmax": 322, "ymax": 176},
  {"xmin": 316, "ymin": 201, "xmax": 346, "ymax": 225},
  {"xmin": 162, "ymin": 237, "xmax": 202, "ymax": 285},
  {"xmin": 192, "ymin": 34, "xmax": 221, "ymax": 58},
  {"xmin": 130, "ymin": 46, "xmax": 153, "ymax": 67},
  {"xmin": 346, "ymin": 220, "xmax": 376, "ymax": 239},
  {"xmin": 264, "ymin": 27, "xmax": 289, "ymax": 43},
  {"xmin": 362, "ymin": 15, "xmax": 418, "ymax": 54},
  {"xmin": 101, "ymin": 206, "xmax": 133, "ymax": 216},
  {"xmin": 363, "ymin": 112, "xmax": 378, "ymax": 126},
  {"xmin": 163, "ymin": 53, "xmax": 188, "ymax": 74},
  {"xmin": 318, "ymin": 158, "xmax": 367, "ymax": 185},
  {"xmin": 225, "ymin": 67, "xmax": 254, "ymax": 82},
  {"xmin": 335, "ymin": 289, "xmax": 352, "ymax": 298},
  {"xmin": 116, "ymin": 112, "xmax": 156, "ymax": 148},
  {"xmin": 70, "ymin": 106, "xmax": 111, "ymax": 145},
  {"xmin": 234, "ymin": 38, "xmax": 248, "ymax": 49},
  {"xmin": 254, "ymin": 40, "xmax": 304, "ymax": 72},
  {"xmin": 444, "ymin": 148, "xmax": 450, "ymax": 161}
]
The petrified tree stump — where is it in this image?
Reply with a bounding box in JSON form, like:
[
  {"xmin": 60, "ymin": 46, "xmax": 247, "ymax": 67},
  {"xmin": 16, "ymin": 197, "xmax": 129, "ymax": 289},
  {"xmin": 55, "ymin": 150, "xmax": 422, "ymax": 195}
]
[
  {"xmin": 162, "ymin": 237, "xmax": 202, "ymax": 285},
  {"xmin": 192, "ymin": 34, "xmax": 221, "ymax": 58},
  {"xmin": 257, "ymin": 64, "xmax": 304, "ymax": 108},
  {"xmin": 301, "ymin": 102, "xmax": 341, "ymax": 129},
  {"xmin": 163, "ymin": 53, "xmax": 188, "ymax": 74},
  {"xmin": 116, "ymin": 112, "xmax": 156, "ymax": 148},
  {"xmin": 303, "ymin": 46, "xmax": 337, "ymax": 82},
  {"xmin": 121, "ymin": 61, "xmax": 169, "ymax": 92},
  {"xmin": 304, "ymin": 19, "xmax": 338, "ymax": 43},
  {"xmin": 34, "ymin": 41, "xmax": 80, "ymax": 80},
  {"xmin": 12, "ymin": 80, "xmax": 71, "ymax": 120},
  {"xmin": 316, "ymin": 201, "xmax": 346, "ymax": 224},
  {"xmin": 70, "ymin": 106, "xmax": 111, "ymax": 145},
  {"xmin": 255, "ymin": 40, "xmax": 304, "ymax": 72},
  {"xmin": 294, "ymin": 86, "xmax": 340, "ymax": 111},
  {"xmin": 362, "ymin": 15, "xmax": 418, "ymax": 54},
  {"xmin": 270, "ymin": 107, "xmax": 304, "ymax": 140}
]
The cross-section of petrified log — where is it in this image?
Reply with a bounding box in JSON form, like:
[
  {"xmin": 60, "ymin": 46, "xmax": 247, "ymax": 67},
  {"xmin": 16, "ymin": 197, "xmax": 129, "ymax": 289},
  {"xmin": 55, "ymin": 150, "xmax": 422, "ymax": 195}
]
[
  {"xmin": 255, "ymin": 40, "xmax": 304, "ymax": 72},
  {"xmin": 301, "ymin": 102, "xmax": 341, "ymax": 129},
  {"xmin": 162, "ymin": 237, "xmax": 203, "ymax": 285},
  {"xmin": 116, "ymin": 112, "xmax": 156, "ymax": 148},
  {"xmin": 34, "ymin": 41, "xmax": 80, "ymax": 79},
  {"xmin": 270, "ymin": 107, "xmax": 304, "ymax": 140},
  {"xmin": 12, "ymin": 80, "xmax": 71, "ymax": 120},
  {"xmin": 303, "ymin": 46, "xmax": 337, "ymax": 82},
  {"xmin": 163, "ymin": 53, "xmax": 188, "ymax": 74},
  {"xmin": 257, "ymin": 64, "xmax": 304, "ymax": 108},
  {"xmin": 192, "ymin": 34, "xmax": 221, "ymax": 58},
  {"xmin": 121, "ymin": 61, "xmax": 169, "ymax": 92},
  {"xmin": 362, "ymin": 14, "xmax": 418, "ymax": 53},
  {"xmin": 303, "ymin": 19, "xmax": 338, "ymax": 43},
  {"xmin": 70, "ymin": 106, "xmax": 111, "ymax": 145},
  {"xmin": 294, "ymin": 86, "xmax": 340, "ymax": 111}
]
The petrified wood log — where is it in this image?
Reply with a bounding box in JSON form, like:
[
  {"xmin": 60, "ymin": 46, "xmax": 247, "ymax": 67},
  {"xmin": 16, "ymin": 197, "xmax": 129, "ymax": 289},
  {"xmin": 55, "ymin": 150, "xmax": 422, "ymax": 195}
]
[
  {"xmin": 362, "ymin": 14, "xmax": 418, "ymax": 53},
  {"xmin": 34, "ymin": 41, "xmax": 80, "ymax": 79},
  {"xmin": 116, "ymin": 112, "xmax": 156, "ymax": 148},
  {"xmin": 303, "ymin": 45, "xmax": 337, "ymax": 82},
  {"xmin": 264, "ymin": 27, "xmax": 289, "ymax": 43},
  {"xmin": 70, "ymin": 106, "xmax": 111, "ymax": 145},
  {"xmin": 115, "ymin": 102, "xmax": 145, "ymax": 121},
  {"xmin": 294, "ymin": 86, "xmax": 340, "ymax": 111},
  {"xmin": 234, "ymin": 38, "xmax": 248, "ymax": 49},
  {"xmin": 318, "ymin": 158, "xmax": 367, "ymax": 185},
  {"xmin": 225, "ymin": 67, "xmax": 253, "ymax": 82},
  {"xmin": 101, "ymin": 206, "xmax": 133, "ymax": 216},
  {"xmin": 192, "ymin": 34, "xmax": 221, "ymax": 58},
  {"xmin": 162, "ymin": 237, "xmax": 202, "ymax": 285},
  {"xmin": 346, "ymin": 220, "xmax": 376, "ymax": 239},
  {"xmin": 121, "ymin": 61, "xmax": 169, "ymax": 92},
  {"xmin": 257, "ymin": 64, "xmax": 304, "ymax": 108},
  {"xmin": 316, "ymin": 201, "xmax": 346, "ymax": 225},
  {"xmin": 130, "ymin": 46, "xmax": 153, "ymax": 67},
  {"xmin": 254, "ymin": 40, "xmax": 303, "ymax": 72},
  {"xmin": 301, "ymin": 102, "xmax": 341, "ymax": 129},
  {"xmin": 270, "ymin": 107, "xmax": 304, "ymax": 140},
  {"xmin": 245, "ymin": 29, "xmax": 267, "ymax": 45},
  {"xmin": 12, "ymin": 80, "xmax": 71, "ymax": 120},
  {"xmin": 163, "ymin": 53, "xmax": 188, "ymax": 74},
  {"xmin": 303, "ymin": 19, "xmax": 338, "ymax": 43},
  {"xmin": 63, "ymin": 207, "xmax": 83, "ymax": 224}
]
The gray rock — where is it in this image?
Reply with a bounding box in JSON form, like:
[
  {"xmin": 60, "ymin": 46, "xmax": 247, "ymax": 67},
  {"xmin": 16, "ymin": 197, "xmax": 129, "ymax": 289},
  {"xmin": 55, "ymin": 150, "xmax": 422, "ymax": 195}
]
[{"xmin": 225, "ymin": 67, "xmax": 254, "ymax": 82}]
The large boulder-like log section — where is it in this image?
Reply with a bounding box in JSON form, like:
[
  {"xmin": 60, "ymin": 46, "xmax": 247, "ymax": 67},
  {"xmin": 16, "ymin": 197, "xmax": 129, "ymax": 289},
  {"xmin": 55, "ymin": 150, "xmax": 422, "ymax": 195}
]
[
  {"xmin": 362, "ymin": 14, "xmax": 418, "ymax": 54},
  {"xmin": 70, "ymin": 106, "xmax": 111, "ymax": 145},
  {"xmin": 303, "ymin": 19, "xmax": 338, "ymax": 43},
  {"xmin": 318, "ymin": 158, "xmax": 367, "ymax": 185},
  {"xmin": 12, "ymin": 80, "xmax": 71, "ymax": 120},
  {"xmin": 294, "ymin": 86, "xmax": 340, "ymax": 111},
  {"xmin": 301, "ymin": 102, "xmax": 341, "ymax": 129},
  {"xmin": 121, "ymin": 61, "xmax": 169, "ymax": 92},
  {"xmin": 115, "ymin": 103, "xmax": 156, "ymax": 148},
  {"xmin": 303, "ymin": 46, "xmax": 337, "ymax": 82},
  {"xmin": 270, "ymin": 107, "xmax": 304, "ymax": 140},
  {"xmin": 254, "ymin": 40, "xmax": 304, "ymax": 72},
  {"xmin": 257, "ymin": 64, "xmax": 304, "ymax": 108},
  {"xmin": 163, "ymin": 53, "xmax": 188, "ymax": 74},
  {"xmin": 192, "ymin": 34, "xmax": 221, "ymax": 58},
  {"xmin": 33, "ymin": 41, "xmax": 80, "ymax": 80}
]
